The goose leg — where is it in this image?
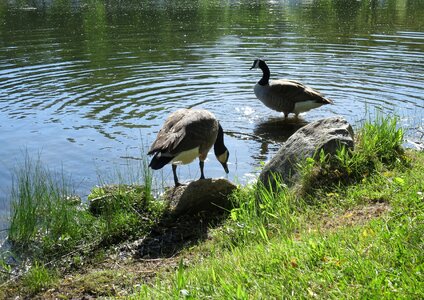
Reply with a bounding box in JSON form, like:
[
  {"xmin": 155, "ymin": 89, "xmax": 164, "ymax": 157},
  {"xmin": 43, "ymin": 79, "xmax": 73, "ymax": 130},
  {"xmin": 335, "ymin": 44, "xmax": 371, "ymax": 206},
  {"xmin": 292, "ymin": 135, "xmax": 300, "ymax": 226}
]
[
  {"xmin": 172, "ymin": 164, "xmax": 180, "ymax": 187},
  {"xmin": 199, "ymin": 160, "xmax": 205, "ymax": 179}
]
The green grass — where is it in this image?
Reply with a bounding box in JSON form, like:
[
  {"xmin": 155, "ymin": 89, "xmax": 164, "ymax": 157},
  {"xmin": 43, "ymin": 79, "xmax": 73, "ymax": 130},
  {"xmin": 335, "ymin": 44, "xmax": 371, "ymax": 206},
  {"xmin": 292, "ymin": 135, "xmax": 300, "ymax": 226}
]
[
  {"xmin": 87, "ymin": 183, "xmax": 164, "ymax": 245},
  {"xmin": 130, "ymin": 115, "xmax": 424, "ymax": 299},
  {"xmin": 2, "ymin": 153, "xmax": 165, "ymax": 294},
  {"xmin": 7, "ymin": 156, "xmax": 163, "ymax": 256},
  {"xmin": 20, "ymin": 262, "xmax": 57, "ymax": 295},
  {"xmin": 153, "ymin": 208, "xmax": 422, "ymax": 299},
  {"xmin": 2, "ymin": 114, "xmax": 423, "ymax": 299},
  {"xmin": 8, "ymin": 154, "xmax": 96, "ymax": 257}
]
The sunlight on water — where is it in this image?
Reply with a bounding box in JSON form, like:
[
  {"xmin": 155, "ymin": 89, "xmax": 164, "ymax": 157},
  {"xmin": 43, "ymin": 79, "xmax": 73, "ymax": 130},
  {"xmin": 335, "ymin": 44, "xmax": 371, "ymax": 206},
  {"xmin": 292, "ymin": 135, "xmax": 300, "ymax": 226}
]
[{"xmin": 0, "ymin": 0, "xmax": 423, "ymax": 233}]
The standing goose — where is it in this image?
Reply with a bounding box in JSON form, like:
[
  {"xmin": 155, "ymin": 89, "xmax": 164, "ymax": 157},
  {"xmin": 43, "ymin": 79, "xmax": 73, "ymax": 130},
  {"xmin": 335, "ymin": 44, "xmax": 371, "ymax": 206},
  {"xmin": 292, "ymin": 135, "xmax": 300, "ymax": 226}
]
[
  {"xmin": 250, "ymin": 59, "xmax": 333, "ymax": 118},
  {"xmin": 148, "ymin": 109, "xmax": 229, "ymax": 187}
]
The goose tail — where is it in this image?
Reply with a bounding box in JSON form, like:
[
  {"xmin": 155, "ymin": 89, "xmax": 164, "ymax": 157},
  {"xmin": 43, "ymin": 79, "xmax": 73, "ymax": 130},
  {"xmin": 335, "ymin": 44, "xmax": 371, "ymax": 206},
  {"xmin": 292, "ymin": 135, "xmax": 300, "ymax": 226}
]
[
  {"xmin": 149, "ymin": 153, "xmax": 173, "ymax": 170},
  {"xmin": 321, "ymin": 97, "xmax": 334, "ymax": 105}
]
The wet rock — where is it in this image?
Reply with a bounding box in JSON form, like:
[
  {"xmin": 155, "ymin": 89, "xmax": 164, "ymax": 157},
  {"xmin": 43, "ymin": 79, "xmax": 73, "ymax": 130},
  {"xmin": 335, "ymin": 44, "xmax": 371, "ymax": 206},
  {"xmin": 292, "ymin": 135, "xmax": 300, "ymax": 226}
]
[
  {"xmin": 259, "ymin": 116, "xmax": 354, "ymax": 189},
  {"xmin": 165, "ymin": 179, "xmax": 237, "ymax": 215}
]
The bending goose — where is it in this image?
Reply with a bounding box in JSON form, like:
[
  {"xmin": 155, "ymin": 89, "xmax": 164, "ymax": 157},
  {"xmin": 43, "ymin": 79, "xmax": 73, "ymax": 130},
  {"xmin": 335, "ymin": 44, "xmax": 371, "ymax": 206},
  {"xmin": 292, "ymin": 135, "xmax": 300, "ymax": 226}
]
[
  {"xmin": 250, "ymin": 59, "xmax": 333, "ymax": 118},
  {"xmin": 148, "ymin": 108, "xmax": 229, "ymax": 187}
]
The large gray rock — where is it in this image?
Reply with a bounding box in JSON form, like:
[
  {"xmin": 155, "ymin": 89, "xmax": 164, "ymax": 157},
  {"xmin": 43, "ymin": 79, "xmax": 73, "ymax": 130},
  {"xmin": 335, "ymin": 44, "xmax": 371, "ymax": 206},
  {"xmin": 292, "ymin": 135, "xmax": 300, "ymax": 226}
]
[
  {"xmin": 259, "ymin": 116, "xmax": 354, "ymax": 188},
  {"xmin": 165, "ymin": 178, "xmax": 237, "ymax": 215}
]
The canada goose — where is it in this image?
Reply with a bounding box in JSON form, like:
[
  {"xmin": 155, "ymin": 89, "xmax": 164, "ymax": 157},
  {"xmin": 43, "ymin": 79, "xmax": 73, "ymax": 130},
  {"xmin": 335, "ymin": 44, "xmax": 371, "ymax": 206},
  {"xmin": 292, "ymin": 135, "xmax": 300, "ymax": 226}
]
[
  {"xmin": 148, "ymin": 109, "xmax": 230, "ymax": 187},
  {"xmin": 250, "ymin": 59, "xmax": 333, "ymax": 118}
]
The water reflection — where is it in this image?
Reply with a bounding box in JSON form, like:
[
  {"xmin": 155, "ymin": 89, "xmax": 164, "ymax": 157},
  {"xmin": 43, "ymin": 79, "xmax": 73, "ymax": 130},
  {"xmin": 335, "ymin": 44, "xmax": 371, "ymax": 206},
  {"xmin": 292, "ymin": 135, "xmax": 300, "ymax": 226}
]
[{"xmin": 253, "ymin": 117, "xmax": 308, "ymax": 160}]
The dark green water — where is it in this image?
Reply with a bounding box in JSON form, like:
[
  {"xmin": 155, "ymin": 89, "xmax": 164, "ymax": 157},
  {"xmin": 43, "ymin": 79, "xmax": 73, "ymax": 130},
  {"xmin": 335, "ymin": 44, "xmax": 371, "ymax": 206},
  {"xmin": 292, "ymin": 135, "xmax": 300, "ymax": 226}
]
[{"xmin": 1, "ymin": 0, "xmax": 423, "ymax": 233}]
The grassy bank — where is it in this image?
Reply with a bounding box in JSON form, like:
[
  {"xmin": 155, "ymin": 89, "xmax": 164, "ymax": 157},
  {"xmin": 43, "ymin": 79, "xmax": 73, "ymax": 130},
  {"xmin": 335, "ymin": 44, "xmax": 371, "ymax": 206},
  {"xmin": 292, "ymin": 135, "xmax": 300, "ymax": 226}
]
[
  {"xmin": 131, "ymin": 116, "xmax": 423, "ymax": 299},
  {"xmin": 134, "ymin": 151, "xmax": 423, "ymax": 298},
  {"xmin": 0, "ymin": 155, "xmax": 166, "ymax": 296},
  {"xmin": 1, "ymin": 115, "xmax": 423, "ymax": 299}
]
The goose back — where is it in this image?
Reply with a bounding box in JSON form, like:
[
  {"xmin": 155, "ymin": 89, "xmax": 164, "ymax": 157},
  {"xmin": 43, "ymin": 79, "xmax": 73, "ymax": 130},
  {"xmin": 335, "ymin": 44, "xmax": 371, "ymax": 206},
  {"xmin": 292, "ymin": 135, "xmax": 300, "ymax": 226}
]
[
  {"xmin": 254, "ymin": 79, "xmax": 332, "ymax": 113},
  {"xmin": 148, "ymin": 109, "xmax": 219, "ymax": 159}
]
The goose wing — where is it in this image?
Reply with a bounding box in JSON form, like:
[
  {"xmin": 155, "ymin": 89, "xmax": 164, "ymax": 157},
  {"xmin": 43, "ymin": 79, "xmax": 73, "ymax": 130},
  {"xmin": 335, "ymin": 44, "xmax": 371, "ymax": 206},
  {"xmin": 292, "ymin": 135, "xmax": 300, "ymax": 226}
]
[
  {"xmin": 148, "ymin": 109, "xmax": 218, "ymax": 156},
  {"xmin": 269, "ymin": 79, "xmax": 330, "ymax": 104},
  {"xmin": 148, "ymin": 109, "xmax": 188, "ymax": 155},
  {"xmin": 175, "ymin": 115, "xmax": 218, "ymax": 155}
]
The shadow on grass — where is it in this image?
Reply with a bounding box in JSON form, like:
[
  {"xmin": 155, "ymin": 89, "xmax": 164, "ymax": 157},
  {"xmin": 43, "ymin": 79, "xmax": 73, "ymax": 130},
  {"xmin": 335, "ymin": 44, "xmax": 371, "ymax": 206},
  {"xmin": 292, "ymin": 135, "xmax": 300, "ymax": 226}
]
[{"xmin": 134, "ymin": 210, "xmax": 228, "ymax": 259}]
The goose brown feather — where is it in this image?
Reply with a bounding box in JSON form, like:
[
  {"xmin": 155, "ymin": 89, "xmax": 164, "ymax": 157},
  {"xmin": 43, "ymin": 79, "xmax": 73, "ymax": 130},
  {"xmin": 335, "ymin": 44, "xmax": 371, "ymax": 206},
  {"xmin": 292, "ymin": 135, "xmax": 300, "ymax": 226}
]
[{"xmin": 148, "ymin": 108, "xmax": 229, "ymax": 186}]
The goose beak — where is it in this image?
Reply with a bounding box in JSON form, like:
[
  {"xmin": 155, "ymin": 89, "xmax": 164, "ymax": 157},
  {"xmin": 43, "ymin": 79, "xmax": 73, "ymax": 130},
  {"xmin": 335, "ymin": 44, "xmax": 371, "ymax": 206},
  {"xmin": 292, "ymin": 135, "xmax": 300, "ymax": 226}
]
[{"xmin": 221, "ymin": 162, "xmax": 229, "ymax": 174}]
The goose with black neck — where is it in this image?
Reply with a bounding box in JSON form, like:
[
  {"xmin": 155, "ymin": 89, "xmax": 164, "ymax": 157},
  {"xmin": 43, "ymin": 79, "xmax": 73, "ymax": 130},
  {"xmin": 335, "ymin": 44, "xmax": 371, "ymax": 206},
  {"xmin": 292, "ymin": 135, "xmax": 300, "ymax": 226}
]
[{"xmin": 250, "ymin": 59, "xmax": 333, "ymax": 118}]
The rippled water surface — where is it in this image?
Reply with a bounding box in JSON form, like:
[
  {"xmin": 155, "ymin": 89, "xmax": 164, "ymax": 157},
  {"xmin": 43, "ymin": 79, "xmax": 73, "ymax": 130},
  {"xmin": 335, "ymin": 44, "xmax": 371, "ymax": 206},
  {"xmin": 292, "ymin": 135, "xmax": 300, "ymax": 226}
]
[{"xmin": 1, "ymin": 0, "xmax": 423, "ymax": 232}]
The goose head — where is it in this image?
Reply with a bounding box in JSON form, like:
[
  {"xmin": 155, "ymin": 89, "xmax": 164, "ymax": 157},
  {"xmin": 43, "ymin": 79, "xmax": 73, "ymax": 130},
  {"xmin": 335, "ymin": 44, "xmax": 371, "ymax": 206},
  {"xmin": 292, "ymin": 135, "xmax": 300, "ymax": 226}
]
[
  {"xmin": 250, "ymin": 58, "xmax": 266, "ymax": 70},
  {"xmin": 214, "ymin": 124, "xmax": 229, "ymax": 174},
  {"xmin": 250, "ymin": 59, "xmax": 270, "ymax": 86}
]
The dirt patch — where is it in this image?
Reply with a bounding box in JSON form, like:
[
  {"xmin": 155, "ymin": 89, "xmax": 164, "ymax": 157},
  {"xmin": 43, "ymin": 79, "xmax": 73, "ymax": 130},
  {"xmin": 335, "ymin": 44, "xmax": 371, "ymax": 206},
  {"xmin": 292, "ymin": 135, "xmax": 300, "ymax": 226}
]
[
  {"xmin": 319, "ymin": 202, "xmax": 391, "ymax": 230},
  {"xmin": 36, "ymin": 257, "xmax": 181, "ymax": 299}
]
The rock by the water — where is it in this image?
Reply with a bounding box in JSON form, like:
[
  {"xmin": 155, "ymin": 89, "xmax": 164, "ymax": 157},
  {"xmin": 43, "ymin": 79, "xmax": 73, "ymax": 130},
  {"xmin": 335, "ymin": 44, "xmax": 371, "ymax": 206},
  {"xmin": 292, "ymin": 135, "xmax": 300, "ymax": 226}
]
[
  {"xmin": 259, "ymin": 116, "xmax": 354, "ymax": 188},
  {"xmin": 165, "ymin": 178, "xmax": 237, "ymax": 215}
]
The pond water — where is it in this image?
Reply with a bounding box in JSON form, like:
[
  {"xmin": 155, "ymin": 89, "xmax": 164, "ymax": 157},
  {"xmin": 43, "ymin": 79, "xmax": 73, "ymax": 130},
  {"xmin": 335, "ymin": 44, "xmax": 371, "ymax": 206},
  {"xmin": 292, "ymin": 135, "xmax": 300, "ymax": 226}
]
[{"xmin": 0, "ymin": 0, "xmax": 423, "ymax": 235}]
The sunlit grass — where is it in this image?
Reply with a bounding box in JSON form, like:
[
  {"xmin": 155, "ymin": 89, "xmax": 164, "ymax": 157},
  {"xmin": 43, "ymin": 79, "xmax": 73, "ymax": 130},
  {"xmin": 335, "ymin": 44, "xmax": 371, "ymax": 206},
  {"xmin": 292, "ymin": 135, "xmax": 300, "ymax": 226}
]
[
  {"xmin": 356, "ymin": 113, "xmax": 404, "ymax": 166},
  {"xmin": 131, "ymin": 114, "xmax": 423, "ymax": 299},
  {"xmin": 140, "ymin": 201, "xmax": 423, "ymax": 299},
  {"xmin": 298, "ymin": 113, "xmax": 406, "ymax": 198}
]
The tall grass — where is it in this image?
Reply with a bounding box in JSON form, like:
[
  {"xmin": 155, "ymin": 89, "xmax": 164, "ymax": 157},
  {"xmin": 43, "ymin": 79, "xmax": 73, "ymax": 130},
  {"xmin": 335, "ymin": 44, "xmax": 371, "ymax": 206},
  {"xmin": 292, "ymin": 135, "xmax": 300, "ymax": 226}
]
[
  {"xmin": 356, "ymin": 113, "xmax": 404, "ymax": 164},
  {"xmin": 298, "ymin": 114, "xmax": 406, "ymax": 197},
  {"xmin": 224, "ymin": 176, "xmax": 299, "ymax": 248},
  {"xmin": 90, "ymin": 152, "xmax": 163, "ymax": 245},
  {"xmin": 8, "ymin": 155, "xmax": 95, "ymax": 256},
  {"xmin": 7, "ymin": 151, "xmax": 163, "ymax": 265}
]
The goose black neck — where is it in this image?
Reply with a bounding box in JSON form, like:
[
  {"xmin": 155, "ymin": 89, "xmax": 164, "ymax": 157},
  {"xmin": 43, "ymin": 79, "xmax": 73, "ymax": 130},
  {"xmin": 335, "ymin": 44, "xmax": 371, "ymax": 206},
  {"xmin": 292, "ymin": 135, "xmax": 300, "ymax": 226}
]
[
  {"xmin": 214, "ymin": 123, "xmax": 226, "ymax": 155},
  {"xmin": 258, "ymin": 60, "xmax": 270, "ymax": 86}
]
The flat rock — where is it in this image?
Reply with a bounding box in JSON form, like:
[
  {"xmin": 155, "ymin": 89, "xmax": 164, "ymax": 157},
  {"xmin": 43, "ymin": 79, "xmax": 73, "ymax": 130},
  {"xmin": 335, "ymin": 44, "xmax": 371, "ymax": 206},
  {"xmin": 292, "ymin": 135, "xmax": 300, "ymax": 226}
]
[
  {"xmin": 259, "ymin": 116, "xmax": 354, "ymax": 189},
  {"xmin": 165, "ymin": 178, "xmax": 237, "ymax": 215}
]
